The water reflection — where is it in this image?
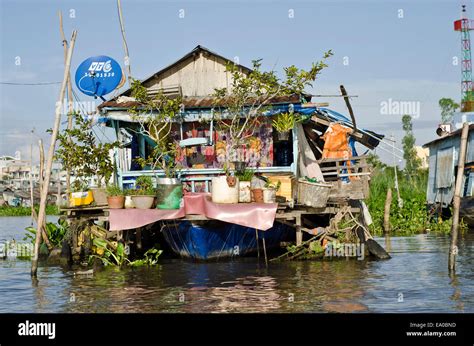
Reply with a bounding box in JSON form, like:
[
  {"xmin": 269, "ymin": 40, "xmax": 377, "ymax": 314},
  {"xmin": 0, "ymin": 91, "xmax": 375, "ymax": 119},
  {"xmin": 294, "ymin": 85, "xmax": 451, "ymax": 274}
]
[{"xmin": 0, "ymin": 217, "xmax": 473, "ymax": 313}]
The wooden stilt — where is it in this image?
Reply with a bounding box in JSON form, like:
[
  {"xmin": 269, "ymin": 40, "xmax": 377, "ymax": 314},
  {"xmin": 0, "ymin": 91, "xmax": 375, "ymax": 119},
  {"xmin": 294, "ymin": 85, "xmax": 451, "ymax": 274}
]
[
  {"xmin": 383, "ymin": 188, "xmax": 392, "ymax": 233},
  {"xmin": 449, "ymin": 122, "xmax": 469, "ymax": 272},
  {"xmin": 255, "ymin": 228, "xmax": 260, "ymax": 259},
  {"xmin": 31, "ymin": 30, "xmax": 77, "ymax": 278},
  {"xmin": 262, "ymin": 237, "xmax": 268, "ymax": 267},
  {"xmin": 295, "ymin": 214, "xmax": 302, "ymax": 246}
]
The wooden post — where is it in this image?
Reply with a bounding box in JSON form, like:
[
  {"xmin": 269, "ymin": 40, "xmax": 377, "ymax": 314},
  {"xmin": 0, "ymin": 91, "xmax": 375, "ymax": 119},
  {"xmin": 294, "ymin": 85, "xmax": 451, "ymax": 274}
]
[
  {"xmin": 262, "ymin": 237, "xmax": 268, "ymax": 266},
  {"xmin": 340, "ymin": 85, "xmax": 357, "ymax": 130},
  {"xmin": 29, "ymin": 132, "xmax": 34, "ymax": 225},
  {"xmin": 39, "ymin": 139, "xmax": 44, "ymax": 193},
  {"xmin": 255, "ymin": 228, "xmax": 260, "ymax": 259},
  {"xmin": 449, "ymin": 122, "xmax": 469, "ymax": 271},
  {"xmin": 383, "ymin": 188, "xmax": 392, "ymax": 233},
  {"xmin": 31, "ymin": 30, "xmax": 77, "ymax": 278},
  {"xmin": 59, "ymin": 11, "xmax": 74, "ymax": 194},
  {"xmin": 295, "ymin": 214, "xmax": 302, "ymax": 246}
]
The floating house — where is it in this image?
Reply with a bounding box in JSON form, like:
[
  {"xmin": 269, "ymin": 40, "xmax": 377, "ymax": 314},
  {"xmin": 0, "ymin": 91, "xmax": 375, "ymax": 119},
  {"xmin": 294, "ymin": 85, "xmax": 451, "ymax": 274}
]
[
  {"xmin": 91, "ymin": 45, "xmax": 384, "ymax": 260},
  {"xmin": 424, "ymin": 123, "xmax": 474, "ymax": 225}
]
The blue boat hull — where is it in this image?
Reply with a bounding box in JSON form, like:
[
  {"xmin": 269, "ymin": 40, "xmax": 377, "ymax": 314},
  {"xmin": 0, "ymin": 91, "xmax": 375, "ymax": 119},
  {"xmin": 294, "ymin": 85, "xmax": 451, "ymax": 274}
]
[{"xmin": 162, "ymin": 220, "xmax": 292, "ymax": 260}]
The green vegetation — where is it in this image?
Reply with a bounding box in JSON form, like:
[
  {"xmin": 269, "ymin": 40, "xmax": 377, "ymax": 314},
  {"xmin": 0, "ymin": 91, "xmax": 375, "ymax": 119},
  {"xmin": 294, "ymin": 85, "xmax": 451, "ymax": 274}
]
[
  {"xmin": 133, "ymin": 176, "xmax": 155, "ymax": 195},
  {"xmin": 24, "ymin": 218, "xmax": 68, "ymax": 247},
  {"xmin": 129, "ymin": 247, "xmax": 163, "ymax": 267},
  {"xmin": 90, "ymin": 238, "xmax": 129, "ymax": 266},
  {"xmin": 90, "ymin": 237, "xmax": 162, "ymax": 267},
  {"xmin": 0, "ymin": 205, "xmax": 59, "ymax": 217},
  {"xmin": 272, "ymin": 112, "xmax": 303, "ymax": 133},
  {"xmin": 439, "ymin": 98, "xmax": 459, "ymax": 123},
  {"xmin": 54, "ymin": 112, "xmax": 120, "ymax": 188},
  {"xmin": 130, "ymin": 80, "xmax": 182, "ymax": 178},
  {"xmin": 212, "ymin": 50, "xmax": 333, "ymax": 168},
  {"xmin": 401, "ymin": 114, "xmax": 421, "ymax": 178},
  {"xmin": 366, "ymin": 166, "xmax": 456, "ymax": 235},
  {"xmin": 236, "ymin": 169, "xmax": 254, "ymax": 182},
  {"xmin": 106, "ymin": 184, "xmax": 124, "ymax": 196}
]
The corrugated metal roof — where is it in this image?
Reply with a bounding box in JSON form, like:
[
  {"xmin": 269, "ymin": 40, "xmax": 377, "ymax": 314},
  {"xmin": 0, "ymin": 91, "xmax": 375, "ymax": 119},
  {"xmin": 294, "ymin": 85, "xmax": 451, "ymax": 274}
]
[{"xmin": 423, "ymin": 123, "xmax": 474, "ymax": 147}]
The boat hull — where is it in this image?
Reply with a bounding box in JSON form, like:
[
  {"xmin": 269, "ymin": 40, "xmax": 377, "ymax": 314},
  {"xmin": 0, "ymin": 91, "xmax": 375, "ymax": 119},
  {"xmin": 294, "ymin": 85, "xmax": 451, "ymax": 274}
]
[{"xmin": 162, "ymin": 220, "xmax": 292, "ymax": 260}]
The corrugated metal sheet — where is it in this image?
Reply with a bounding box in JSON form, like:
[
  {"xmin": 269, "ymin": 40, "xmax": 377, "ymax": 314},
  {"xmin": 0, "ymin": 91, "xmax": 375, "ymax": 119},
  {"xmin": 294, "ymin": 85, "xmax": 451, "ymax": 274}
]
[{"xmin": 425, "ymin": 127, "xmax": 474, "ymax": 205}]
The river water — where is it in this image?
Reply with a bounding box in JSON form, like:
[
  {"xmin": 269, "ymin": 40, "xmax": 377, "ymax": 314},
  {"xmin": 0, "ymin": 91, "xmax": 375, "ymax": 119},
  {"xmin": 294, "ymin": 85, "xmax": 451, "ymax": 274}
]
[{"xmin": 0, "ymin": 216, "xmax": 473, "ymax": 313}]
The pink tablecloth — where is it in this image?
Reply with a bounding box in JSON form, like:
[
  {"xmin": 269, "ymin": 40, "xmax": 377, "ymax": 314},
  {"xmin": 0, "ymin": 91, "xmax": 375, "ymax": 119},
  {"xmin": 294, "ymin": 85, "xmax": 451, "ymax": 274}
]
[{"xmin": 108, "ymin": 193, "xmax": 277, "ymax": 231}]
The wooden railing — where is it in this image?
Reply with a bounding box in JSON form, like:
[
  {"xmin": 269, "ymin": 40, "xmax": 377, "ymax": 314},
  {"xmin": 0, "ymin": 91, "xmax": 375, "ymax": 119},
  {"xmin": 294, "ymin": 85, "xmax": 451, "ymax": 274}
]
[{"xmin": 318, "ymin": 155, "xmax": 371, "ymax": 200}]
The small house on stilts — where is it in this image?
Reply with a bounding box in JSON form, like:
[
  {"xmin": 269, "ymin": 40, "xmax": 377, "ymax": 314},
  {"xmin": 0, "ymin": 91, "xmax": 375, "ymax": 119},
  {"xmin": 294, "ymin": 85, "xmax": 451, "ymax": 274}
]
[{"xmin": 79, "ymin": 45, "xmax": 387, "ymax": 260}]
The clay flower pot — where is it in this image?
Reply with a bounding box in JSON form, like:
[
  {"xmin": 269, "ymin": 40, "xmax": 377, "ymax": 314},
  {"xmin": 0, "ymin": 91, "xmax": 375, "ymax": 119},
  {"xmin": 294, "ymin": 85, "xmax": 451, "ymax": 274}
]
[
  {"xmin": 107, "ymin": 196, "xmax": 125, "ymax": 209},
  {"xmin": 251, "ymin": 188, "xmax": 264, "ymax": 203}
]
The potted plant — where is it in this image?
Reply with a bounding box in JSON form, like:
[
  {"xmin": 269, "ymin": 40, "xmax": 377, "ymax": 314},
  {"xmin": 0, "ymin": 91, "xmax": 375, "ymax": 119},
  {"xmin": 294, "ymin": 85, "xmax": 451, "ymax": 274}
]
[
  {"xmin": 263, "ymin": 180, "xmax": 281, "ymax": 203},
  {"xmin": 236, "ymin": 169, "xmax": 254, "ymax": 203},
  {"xmin": 130, "ymin": 80, "xmax": 183, "ymax": 210},
  {"xmin": 106, "ymin": 185, "xmax": 125, "ymax": 209},
  {"xmin": 272, "ymin": 112, "xmax": 303, "ymax": 166},
  {"xmin": 131, "ymin": 176, "xmax": 155, "ymax": 209},
  {"xmin": 55, "ymin": 112, "xmax": 119, "ymax": 207},
  {"xmin": 69, "ymin": 179, "xmax": 94, "ymax": 207},
  {"xmin": 272, "ymin": 112, "xmax": 302, "ymax": 141}
]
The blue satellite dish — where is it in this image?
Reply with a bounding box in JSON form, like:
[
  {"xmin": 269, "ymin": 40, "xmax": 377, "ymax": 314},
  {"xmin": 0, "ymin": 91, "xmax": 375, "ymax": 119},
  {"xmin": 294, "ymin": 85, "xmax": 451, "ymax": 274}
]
[{"xmin": 75, "ymin": 56, "xmax": 124, "ymax": 99}]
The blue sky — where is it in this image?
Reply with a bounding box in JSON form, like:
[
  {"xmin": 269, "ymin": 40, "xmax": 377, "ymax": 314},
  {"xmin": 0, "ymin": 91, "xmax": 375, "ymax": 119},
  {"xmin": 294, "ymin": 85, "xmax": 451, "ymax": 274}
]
[{"xmin": 0, "ymin": 0, "xmax": 472, "ymax": 163}]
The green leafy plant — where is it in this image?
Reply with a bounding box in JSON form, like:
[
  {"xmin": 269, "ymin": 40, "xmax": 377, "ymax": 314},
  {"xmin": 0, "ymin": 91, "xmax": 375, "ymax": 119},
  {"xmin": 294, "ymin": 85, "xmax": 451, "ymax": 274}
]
[
  {"xmin": 90, "ymin": 238, "xmax": 129, "ymax": 267},
  {"xmin": 265, "ymin": 180, "xmax": 281, "ymax": 190},
  {"xmin": 133, "ymin": 176, "xmax": 155, "ymax": 195},
  {"xmin": 401, "ymin": 114, "xmax": 422, "ymax": 179},
  {"xmin": 272, "ymin": 112, "xmax": 303, "ymax": 133},
  {"xmin": 130, "ymin": 80, "xmax": 183, "ymax": 178},
  {"xmin": 129, "ymin": 247, "xmax": 163, "ymax": 266},
  {"xmin": 70, "ymin": 179, "xmax": 89, "ymax": 192},
  {"xmin": 236, "ymin": 169, "xmax": 254, "ymax": 182},
  {"xmin": 212, "ymin": 50, "xmax": 333, "ymax": 169},
  {"xmin": 54, "ymin": 112, "xmax": 120, "ymax": 189},
  {"xmin": 24, "ymin": 218, "xmax": 68, "ymax": 247},
  {"xmin": 106, "ymin": 184, "xmax": 124, "ymax": 196},
  {"xmin": 438, "ymin": 98, "xmax": 459, "ymax": 123}
]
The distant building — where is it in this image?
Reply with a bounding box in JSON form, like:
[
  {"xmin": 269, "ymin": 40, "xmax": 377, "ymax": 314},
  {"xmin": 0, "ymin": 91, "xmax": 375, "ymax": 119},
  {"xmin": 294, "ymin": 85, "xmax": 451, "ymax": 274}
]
[{"xmin": 414, "ymin": 146, "xmax": 429, "ymax": 169}]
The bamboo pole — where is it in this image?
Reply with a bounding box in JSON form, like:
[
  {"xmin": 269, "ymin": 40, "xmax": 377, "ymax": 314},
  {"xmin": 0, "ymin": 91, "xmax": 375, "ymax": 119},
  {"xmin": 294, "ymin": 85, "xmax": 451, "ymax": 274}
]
[
  {"xmin": 29, "ymin": 130, "xmax": 34, "ymax": 225},
  {"xmin": 31, "ymin": 30, "xmax": 77, "ymax": 278},
  {"xmin": 39, "ymin": 139, "xmax": 44, "ymax": 193},
  {"xmin": 59, "ymin": 11, "xmax": 74, "ymax": 194},
  {"xmin": 383, "ymin": 188, "xmax": 392, "ymax": 233},
  {"xmin": 449, "ymin": 122, "xmax": 469, "ymax": 272},
  {"xmin": 117, "ymin": 0, "xmax": 132, "ymax": 86}
]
